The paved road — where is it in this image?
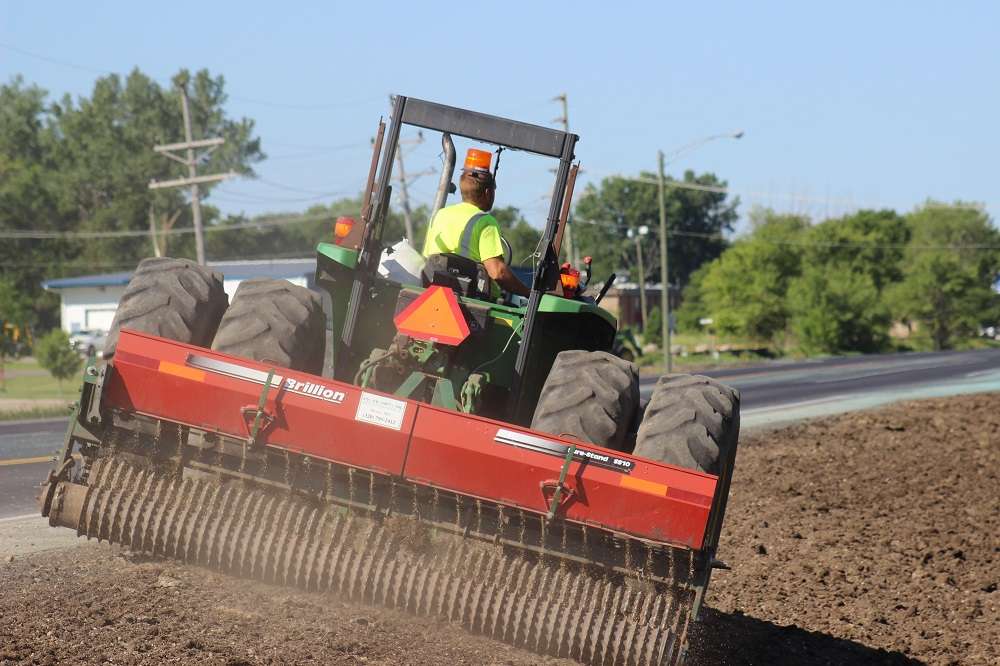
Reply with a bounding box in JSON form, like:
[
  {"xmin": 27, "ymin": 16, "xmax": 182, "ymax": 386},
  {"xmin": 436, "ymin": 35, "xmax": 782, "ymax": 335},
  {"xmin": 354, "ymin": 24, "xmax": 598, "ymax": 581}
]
[
  {"xmin": 641, "ymin": 348, "xmax": 1000, "ymax": 427},
  {"xmin": 0, "ymin": 418, "xmax": 65, "ymax": 519},
  {"xmin": 0, "ymin": 461, "xmax": 49, "ymax": 519}
]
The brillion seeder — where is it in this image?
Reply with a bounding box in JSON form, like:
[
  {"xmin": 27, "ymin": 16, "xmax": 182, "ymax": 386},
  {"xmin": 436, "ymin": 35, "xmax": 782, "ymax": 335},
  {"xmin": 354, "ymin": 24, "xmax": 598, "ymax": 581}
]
[{"xmin": 40, "ymin": 96, "xmax": 740, "ymax": 665}]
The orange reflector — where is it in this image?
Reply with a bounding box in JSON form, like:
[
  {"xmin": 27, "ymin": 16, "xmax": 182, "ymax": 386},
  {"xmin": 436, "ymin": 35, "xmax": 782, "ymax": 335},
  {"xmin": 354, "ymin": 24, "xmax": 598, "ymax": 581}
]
[
  {"xmin": 158, "ymin": 360, "xmax": 206, "ymax": 382},
  {"xmin": 560, "ymin": 268, "xmax": 580, "ymax": 296},
  {"xmin": 464, "ymin": 148, "xmax": 492, "ymax": 173},
  {"xmin": 619, "ymin": 475, "xmax": 668, "ymax": 497},
  {"xmin": 394, "ymin": 286, "xmax": 470, "ymax": 346},
  {"xmin": 334, "ymin": 216, "xmax": 355, "ymax": 243}
]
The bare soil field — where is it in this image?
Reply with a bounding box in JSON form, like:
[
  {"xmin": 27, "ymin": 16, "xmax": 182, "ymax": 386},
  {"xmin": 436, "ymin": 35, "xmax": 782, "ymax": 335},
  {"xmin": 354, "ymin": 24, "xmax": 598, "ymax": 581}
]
[{"xmin": 2, "ymin": 393, "xmax": 997, "ymax": 665}]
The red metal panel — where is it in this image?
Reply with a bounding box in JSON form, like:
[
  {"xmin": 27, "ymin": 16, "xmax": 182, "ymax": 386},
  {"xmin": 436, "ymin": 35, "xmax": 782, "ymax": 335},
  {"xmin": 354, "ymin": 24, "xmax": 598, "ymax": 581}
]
[
  {"xmin": 403, "ymin": 405, "xmax": 717, "ymax": 549},
  {"xmin": 106, "ymin": 330, "xmax": 413, "ymax": 476},
  {"xmin": 105, "ymin": 330, "xmax": 717, "ymax": 550}
]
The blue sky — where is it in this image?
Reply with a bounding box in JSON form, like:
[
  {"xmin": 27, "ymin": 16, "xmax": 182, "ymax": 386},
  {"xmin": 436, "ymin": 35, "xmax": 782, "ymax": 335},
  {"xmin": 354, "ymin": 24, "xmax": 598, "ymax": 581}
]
[{"xmin": 3, "ymin": 1, "xmax": 998, "ymax": 232}]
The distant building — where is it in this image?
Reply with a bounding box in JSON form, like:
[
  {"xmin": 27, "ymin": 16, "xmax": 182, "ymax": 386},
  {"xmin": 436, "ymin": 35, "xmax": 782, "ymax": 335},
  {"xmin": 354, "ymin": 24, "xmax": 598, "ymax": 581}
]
[
  {"xmin": 42, "ymin": 259, "xmax": 316, "ymax": 334},
  {"xmin": 598, "ymin": 280, "xmax": 679, "ymax": 329}
]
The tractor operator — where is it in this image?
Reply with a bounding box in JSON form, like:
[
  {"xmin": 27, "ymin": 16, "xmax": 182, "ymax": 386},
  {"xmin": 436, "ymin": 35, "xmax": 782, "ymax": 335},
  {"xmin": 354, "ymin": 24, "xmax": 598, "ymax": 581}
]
[{"xmin": 422, "ymin": 148, "xmax": 531, "ymax": 297}]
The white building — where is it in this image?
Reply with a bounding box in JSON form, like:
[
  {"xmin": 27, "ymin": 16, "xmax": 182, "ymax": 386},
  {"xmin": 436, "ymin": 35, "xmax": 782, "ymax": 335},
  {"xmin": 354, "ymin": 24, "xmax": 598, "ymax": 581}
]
[{"xmin": 43, "ymin": 259, "xmax": 317, "ymax": 334}]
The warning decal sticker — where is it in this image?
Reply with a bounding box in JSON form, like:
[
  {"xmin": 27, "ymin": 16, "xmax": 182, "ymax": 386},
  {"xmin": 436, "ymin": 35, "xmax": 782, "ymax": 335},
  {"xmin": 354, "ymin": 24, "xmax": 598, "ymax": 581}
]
[{"xmin": 355, "ymin": 391, "xmax": 407, "ymax": 431}]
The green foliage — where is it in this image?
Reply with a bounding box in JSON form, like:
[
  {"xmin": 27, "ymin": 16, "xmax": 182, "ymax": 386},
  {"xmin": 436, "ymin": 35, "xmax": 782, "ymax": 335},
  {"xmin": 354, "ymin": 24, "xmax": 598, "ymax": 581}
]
[
  {"xmin": 787, "ymin": 264, "xmax": 889, "ymax": 354},
  {"xmin": 0, "ymin": 70, "xmax": 263, "ymax": 324},
  {"xmin": 35, "ymin": 329, "xmax": 82, "ymax": 390},
  {"xmin": 699, "ymin": 210, "xmax": 809, "ymax": 341},
  {"xmin": 493, "ymin": 206, "xmax": 541, "ymax": 267},
  {"xmin": 780, "ymin": 209, "xmax": 904, "ymax": 354},
  {"xmin": 572, "ymin": 171, "xmax": 738, "ymax": 287},
  {"xmin": 644, "ymin": 306, "xmax": 663, "ymax": 347},
  {"xmin": 0, "ymin": 278, "xmax": 32, "ymax": 330},
  {"xmin": 693, "ymin": 203, "xmax": 999, "ymax": 354},
  {"xmin": 0, "ymin": 277, "xmax": 34, "ymax": 389},
  {"xmin": 804, "ymin": 209, "xmax": 909, "ymax": 290},
  {"xmin": 889, "ymin": 203, "xmax": 1000, "ymax": 350},
  {"xmin": 675, "ymin": 265, "xmax": 709, "ymax": 332}
]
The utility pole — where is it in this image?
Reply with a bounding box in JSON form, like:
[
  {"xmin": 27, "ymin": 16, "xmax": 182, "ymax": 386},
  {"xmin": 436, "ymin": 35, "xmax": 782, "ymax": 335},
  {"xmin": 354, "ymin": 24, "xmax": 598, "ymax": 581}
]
[
  {"xmin": 629, "ymin": 225, "xmax": 649, "ymax": 332},
  {"xmin": 149, "ymin": 80, "xmax": 235, "ymax": 264},
  {"xmin": 393, "ymin": 130, "xmax": 425, "ymax": 242},
  {"xmin": 552, "ymin": 93, "xmax": 577, "ymax": 265},
  {"xmin": 395, "ymin": 146, "xmax": 416, "ymax": 241},
  {"xmin": 652, "ymin": 130, "xmax": 742, "ymax": 372},
  {"xmin": 657, "ymin": 150, "xmax": 672, "ymax": 373}
]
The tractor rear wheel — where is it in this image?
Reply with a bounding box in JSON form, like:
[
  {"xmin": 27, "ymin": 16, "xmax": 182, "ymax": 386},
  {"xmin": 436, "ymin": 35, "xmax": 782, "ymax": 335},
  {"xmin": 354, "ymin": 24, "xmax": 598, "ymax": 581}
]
[
  {"xmin": 104, "ymin": 257, "xmax": 228, "ymax": 358},
  {"xmin": 211, "ymin": 278, "xmax": 326, "ymax": 374},
  {"xmin": 530, "ymin": 350, "xmax": 639, "ymax": 452},
  {"xmin": 633, "ymin": 373, "xmax": 740, "ymax": 475}
]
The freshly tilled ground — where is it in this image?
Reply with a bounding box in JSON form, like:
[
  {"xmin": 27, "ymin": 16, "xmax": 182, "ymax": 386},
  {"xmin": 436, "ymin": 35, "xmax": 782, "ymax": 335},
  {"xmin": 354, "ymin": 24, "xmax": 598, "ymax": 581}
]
[
  {"xmin": 1, "ymin": 393, "xmax": 997, "ymax": 665},
  {"xmin": 691, "ymin": 393, "xmax": 999, "ymax": 666}
]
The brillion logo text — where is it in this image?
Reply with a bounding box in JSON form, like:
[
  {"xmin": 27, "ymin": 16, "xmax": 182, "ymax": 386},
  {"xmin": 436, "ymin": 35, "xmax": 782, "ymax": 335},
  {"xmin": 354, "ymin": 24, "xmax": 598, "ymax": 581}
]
[{"xmin": 284, "ymin": 378, "xmax": 346, "ymax": 404}]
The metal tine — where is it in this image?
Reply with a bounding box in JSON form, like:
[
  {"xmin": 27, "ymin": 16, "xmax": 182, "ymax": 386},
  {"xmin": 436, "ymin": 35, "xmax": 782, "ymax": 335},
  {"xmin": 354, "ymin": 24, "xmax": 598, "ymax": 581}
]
[{"xmin": 75, "ymin": 457, "xmax": 692, "ymax": 664}]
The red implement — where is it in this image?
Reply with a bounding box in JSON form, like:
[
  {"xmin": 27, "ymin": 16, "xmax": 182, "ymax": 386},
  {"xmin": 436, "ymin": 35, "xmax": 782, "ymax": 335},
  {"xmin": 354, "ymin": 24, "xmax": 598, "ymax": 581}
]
[{"xmin": 107, "ymin": 329, "xmax": 716, "ymax": 549}]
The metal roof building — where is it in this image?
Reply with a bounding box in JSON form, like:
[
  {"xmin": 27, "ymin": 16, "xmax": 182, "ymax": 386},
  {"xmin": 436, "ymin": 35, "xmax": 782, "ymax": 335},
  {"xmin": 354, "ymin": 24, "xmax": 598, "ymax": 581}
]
[{"xmin": 43, "ymin": 259, "xmax": 316, "ymax": 334}]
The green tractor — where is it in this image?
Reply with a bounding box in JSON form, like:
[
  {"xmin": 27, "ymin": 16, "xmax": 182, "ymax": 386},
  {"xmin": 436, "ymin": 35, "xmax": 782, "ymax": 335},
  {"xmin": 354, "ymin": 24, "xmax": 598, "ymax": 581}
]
[
  {"xmin": 106, "ymin": 95, "xmax": 737, "ymax": 472},
  {"xmin": 315, "ymin": 95, "xmax": 642, "ymax": 450},
  {"xmin": 82, "ymin": 96, "xmax": 740, "ymax": 663}
]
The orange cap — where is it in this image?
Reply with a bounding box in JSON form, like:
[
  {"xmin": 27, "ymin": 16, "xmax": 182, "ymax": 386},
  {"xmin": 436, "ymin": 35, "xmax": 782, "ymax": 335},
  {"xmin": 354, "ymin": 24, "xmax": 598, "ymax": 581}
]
[{"xmin": 464, "ymin": 148, "xmax": 492, "ymax": 173}]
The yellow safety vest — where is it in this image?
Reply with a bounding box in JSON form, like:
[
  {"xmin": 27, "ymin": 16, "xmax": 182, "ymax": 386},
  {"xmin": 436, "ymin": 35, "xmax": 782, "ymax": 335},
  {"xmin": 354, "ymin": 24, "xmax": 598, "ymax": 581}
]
[{"xmin": 422, "ymin": 202, "xmax": 504, "ymax": 262}]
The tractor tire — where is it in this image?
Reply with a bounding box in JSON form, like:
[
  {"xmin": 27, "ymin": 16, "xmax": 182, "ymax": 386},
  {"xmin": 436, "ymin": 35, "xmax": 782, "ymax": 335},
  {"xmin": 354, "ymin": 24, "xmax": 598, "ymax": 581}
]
[
  {"xmin": 530, "ymin": 350, "xmax": 639, "ymax": 452},
  {"xmin": 211, "ymin": 278, "xmax": 326, "ymax": 374},
  {"xmin": 104, "ymin": 257, "xmax": 228, "ymax": 358},
  {"xmin": 633, "ymin": 374, "xmax": 740, "ymax": 475}
]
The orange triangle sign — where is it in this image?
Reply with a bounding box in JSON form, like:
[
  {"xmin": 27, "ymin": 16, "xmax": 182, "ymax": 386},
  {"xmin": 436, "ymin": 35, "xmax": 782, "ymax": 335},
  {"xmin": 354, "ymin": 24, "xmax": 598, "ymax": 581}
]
[{"xmin": 393, "ymin": 286, "xmax": 471, "ymax": 346}]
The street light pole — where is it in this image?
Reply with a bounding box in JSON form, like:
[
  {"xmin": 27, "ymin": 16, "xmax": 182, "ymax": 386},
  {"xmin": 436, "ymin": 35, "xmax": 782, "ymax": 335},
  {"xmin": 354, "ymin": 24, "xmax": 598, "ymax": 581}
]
[
  {"xmin": 656, "ymin": 129, "xmax": 743, "ymax": 373},
  {"xmin": 628, "ymin": 225, "xmax": 650, "ymax": 332},
  {"xmin": 657, "ymin": 151, "xmax": 671, "ymax": 373},
  {"xmin": 552, "ymin": 93, "xmax": 577, "ymax": 265}
]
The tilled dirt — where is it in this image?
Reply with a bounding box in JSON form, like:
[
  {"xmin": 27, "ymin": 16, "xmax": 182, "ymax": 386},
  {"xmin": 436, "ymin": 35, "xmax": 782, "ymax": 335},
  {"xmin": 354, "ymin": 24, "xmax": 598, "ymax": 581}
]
[
  {"xmin": 691, "ymin": 393, "xmax": 999, "ymax": 666},
  {"xmin": 2, "ymin": 393, "xmax": 998, "ymax": 665}
]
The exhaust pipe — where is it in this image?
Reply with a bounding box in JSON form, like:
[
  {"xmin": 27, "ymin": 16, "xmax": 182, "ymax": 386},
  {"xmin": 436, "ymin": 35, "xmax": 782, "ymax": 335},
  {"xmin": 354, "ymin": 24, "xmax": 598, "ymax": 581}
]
[{"xmin": 430, "ymin": 132, "xmax": 456, "ymax": 218}]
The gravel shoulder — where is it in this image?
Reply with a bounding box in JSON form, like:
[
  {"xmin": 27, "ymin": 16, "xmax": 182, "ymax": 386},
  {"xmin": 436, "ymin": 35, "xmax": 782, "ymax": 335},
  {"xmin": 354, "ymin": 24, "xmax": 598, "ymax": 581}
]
[{"xmin": 2, "ymin": 393, "xmax": 998, "ymax": 665}]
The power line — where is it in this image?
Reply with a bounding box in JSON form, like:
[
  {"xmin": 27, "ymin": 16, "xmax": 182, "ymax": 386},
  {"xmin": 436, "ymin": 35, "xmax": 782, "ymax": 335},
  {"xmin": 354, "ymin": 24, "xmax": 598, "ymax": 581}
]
[
  {"xmin": 0, "ymin": 211, "xmax": 346, "ymax": 240},
  {"xmin": 573, "ymin": 217, "xmax": 1000, "ymax": 250},
  {"xmin": 254, "ymin": 177, "xmax": 355, "ymax": 197},
  {"xmin": 0, "ymin": 41, "xmax": 108, "ymax": 75},
  {"xmin": 211, "ymin": 191, "xmax": 342, "ymax": 204},
  {"xmin": 224, "ymin": 95, "xmax": 383, "ymax": 111},
  {"xmin": 264, "ymin": 144, "xmax": 370, "ymax": 161},
  {"xmin": 586, "ymin": 170, "xmax": 991, "ymax": 213},
  {"xmin": 0, "ymin": 41, "xmax": 383, "ymax": 112},
  {"xmin": 1, "ymin": 250, "xmax": 331, "ymax": 271}
]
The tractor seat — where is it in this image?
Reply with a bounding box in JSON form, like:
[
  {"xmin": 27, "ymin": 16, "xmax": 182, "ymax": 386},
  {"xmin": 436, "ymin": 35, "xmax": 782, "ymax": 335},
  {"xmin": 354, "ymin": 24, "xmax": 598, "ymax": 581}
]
[{"xmin": 422, "ymin": 253, "xmax": 494, "ymax": 301}]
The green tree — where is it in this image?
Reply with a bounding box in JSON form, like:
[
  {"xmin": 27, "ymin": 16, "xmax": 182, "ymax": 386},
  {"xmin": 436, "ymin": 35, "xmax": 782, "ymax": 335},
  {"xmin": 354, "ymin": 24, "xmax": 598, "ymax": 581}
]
[
  {"xmin": 0, "ymin": 77, "xmax": 72, "ymax": 325},
  {"xmin": 675, "ymin": 264, "xmax": 710, "ymax": 333},
  {"xmin": 493, "ymin": 206, "xmax": 541, "ymax": 267},
  {"xmin": 572, "ymin": 171, "xmax": 738, "ymax": 288},
  {"xmin": 699, "ymin": 210, "xmax": 809, "ymax": 341},
  {"xmin": 890, "ymin": 203, "xmax": 1000, "ymax": 349},
  {"xmin": 35, "ymin": 329, "xmax": 82, "ymax": 393},
  {"xmin": 0, "ymin": 277, "xmax": 34, "ymax": 391},
  {"xmin": 787, "ymin": 264, "xmax": 889, "ymax": 354},
  {"xmin": 644, "ymin": 306, "xmax": 663, "ymax": 347},
  {"xmin": 804, "ymin": 209, "xmax": 909, "ymax": 290},
  {"xmin": 0, "ymin": 69, "xmax": 264, "ymax": 325},
  {"xmin": 779, "ymin": 209, "xmax": 905, "ymax": 354}
]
